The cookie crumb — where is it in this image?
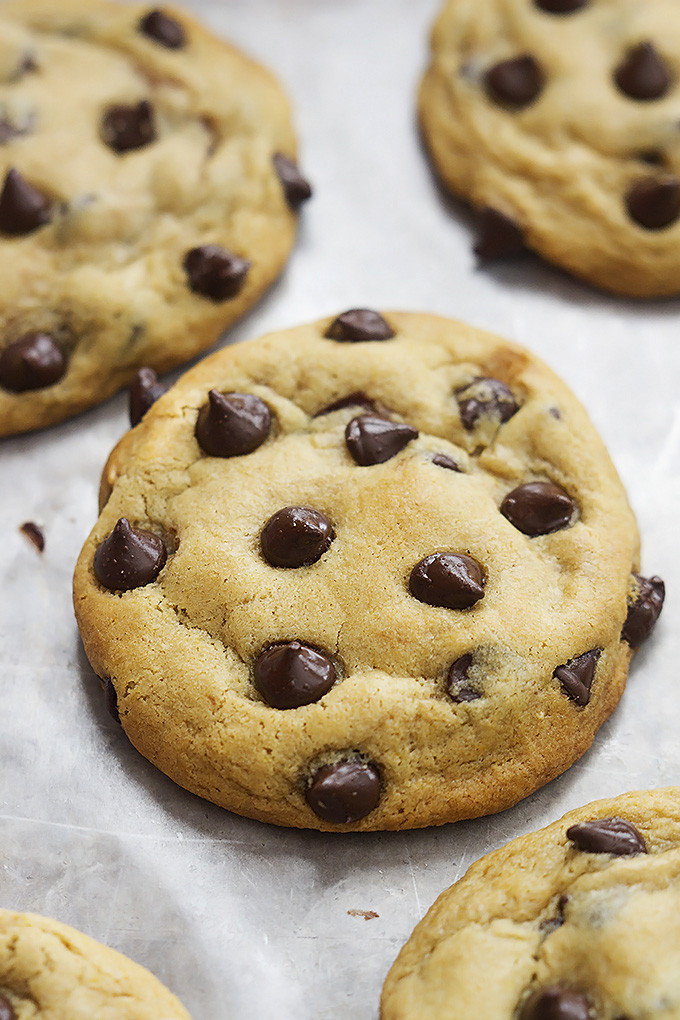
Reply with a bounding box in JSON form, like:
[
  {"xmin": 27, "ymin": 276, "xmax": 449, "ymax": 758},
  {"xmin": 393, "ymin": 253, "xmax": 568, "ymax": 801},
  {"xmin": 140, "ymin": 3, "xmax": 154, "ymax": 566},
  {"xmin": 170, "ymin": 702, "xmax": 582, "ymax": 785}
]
[
  {"xmin": 347, "ymin": 909, "xmax": 379, "ymax": 920},
  {"xmin": 20, "ymin": 521, "xmax": 44, "ymax": 552}
]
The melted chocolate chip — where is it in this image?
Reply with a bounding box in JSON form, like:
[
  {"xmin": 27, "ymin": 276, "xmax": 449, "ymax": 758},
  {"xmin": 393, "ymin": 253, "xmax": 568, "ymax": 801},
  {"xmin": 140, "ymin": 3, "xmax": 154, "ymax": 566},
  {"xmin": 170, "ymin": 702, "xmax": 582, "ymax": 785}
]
[
  {"xmin": 410, "ymin": 553, "xmax": 485, "ymax": 610},
  {"xmin": 446, "ymin": 653, "xmax": 480, "ymax": 702},
  {"xmin": 316, "ymin": 392, "xmax": 384, "ymax": 416},
  {"xmin": 129, "ymin": 367, "xmax": 168, "ymax": 427},
  {"xmin": 101, "ymin": 100, "xmax": 156, "ymax": 153},
  {"xmin": 485, "ymin": 56, "xmax": 544, "ymax": 109},
  {"xmin": 432, "ymin": 453, "xmax": 462, "ymax": 472},
  {"xmin": 103, "ymin": 678, "xmax": 121, "ymax": 723},
  {"xmin": 539, "ymin": 896, "xmax": 568, "ymax": 934},
  {"xmin": 325, "ymin": 309, "xmax": 395, "ymax": 342},
  {"xmin": 93, "ymin": 518, "xmax": 167, "ymax": 591},
  {"xmin": 0, "ymin": 333, "xmax": 66, "ymax": 392},
  {"xmin": 306, "ymin": 759, "xmax": 381, "ymax": 823},
  {"xmin": 184, "ymin": 245, "xmax": 250, "ymax": 301},
  {"xmin": 621, "ymin": 573, "xmax": 665, "ymax": 647},
  {"xmin": 456, "ymin": 377, "xmax": 519, "ymax": 430},
  {"xmin": 626, "ymin": 176, "xmax": 680, "ymax": 229},
  {"xmin": 554, "ymin": 649, "xmax": 600, "ymax": 706},
  {"xmin": 519, "ymin": 986, "xmax": 592, "ymax": 1020},
  {"xmin": 566, "ymin": 817, "xmax": 647, "ymax": 856},
  {"xmin": 614, "ymin": 43, "xmax": 671, "ymax": 101},
  {"xmin": 261, "ymin": 506, "xmax": 334, "ymax": 568},
  {"xmin": 345, "ymin": 415, "xmax": 418, "ymax": 465},
  {"xmin": 273, "ymin": 153, "xmax": 312, "ymax": 211},
  {"xmin": 0, "ymin": 995, "xmax": 15, "ymax": 1020},
  {"xmin": 254, "ymin": 640, "xmax": 336, "ymax": 709},
  {"xmin": 195, "ymin": 390, "xmax": 271, "ymax": 457},
  {"xmin": 474, "ymin": 208, "xmax": 527, "ymax": 260},
  {"xmin": 501, "ymin": 481, "xmax": 575, "ymax": 536},
  {"xmin": 20, "ymin": 521, "xmax": 44, "ymax": 552},
  {"xmin": 139, "ymin": 9, "xmax": 186, "ymax": 48},
  {"xmin": 534, "ymin": 0, "xmax": 588, "ymax": 11},
  {"xmin": 0, "ymin": 168, "xmax": 51, "ymax": 234}
]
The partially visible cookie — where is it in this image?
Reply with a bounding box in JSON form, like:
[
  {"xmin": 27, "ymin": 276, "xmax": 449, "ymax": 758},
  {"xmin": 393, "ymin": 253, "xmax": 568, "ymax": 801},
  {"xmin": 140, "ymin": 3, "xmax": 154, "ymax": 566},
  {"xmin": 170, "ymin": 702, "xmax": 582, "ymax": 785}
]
[
  {"xmin": 420, "ymin": 0, "xmax": 680, "ymax": 297},
  {"xmin": 0, "ymin": 909, "xmax": 191, "ymax": 1019},
  {"xmin": 0, "ymin": 0, "xmax": 309, "ymax": 436},
  {"xmin": 73, "ymin": 311, "xmax": 662, "ymax": 831},
  {"xmin": 381, "ymin": 788, "xmax": 680, "ymax": 1019}
]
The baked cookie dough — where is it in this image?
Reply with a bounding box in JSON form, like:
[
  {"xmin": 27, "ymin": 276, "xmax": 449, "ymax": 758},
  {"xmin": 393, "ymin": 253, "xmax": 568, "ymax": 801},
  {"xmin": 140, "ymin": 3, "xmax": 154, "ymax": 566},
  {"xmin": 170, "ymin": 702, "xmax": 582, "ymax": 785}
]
[
  {"xmin": 420, "ymin": 0, "xmax": 680, "ymax": 297},
  {"xmin": 0, "ymin": 0, "xmax": 309, "ymax": 436},
  {"xmin": 381, "ymin": 787, "xmax": 680, "ymax": 1019},
  {"xmin": 0, "ymin": 910, "xmax": 191, "ymax": 1019},
  {"xmin": 73, "ymin": 310, "xmax": 663, "ymax": 831}
]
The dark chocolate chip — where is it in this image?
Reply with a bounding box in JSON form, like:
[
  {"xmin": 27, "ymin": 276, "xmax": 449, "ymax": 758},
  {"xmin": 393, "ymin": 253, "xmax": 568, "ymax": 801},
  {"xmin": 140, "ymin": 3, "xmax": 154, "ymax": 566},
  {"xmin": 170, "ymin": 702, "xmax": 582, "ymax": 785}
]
[
  {"xmin": 626, "ymin": 176, "xmax": 680, "ymax": 229},
  {"xmin": 261, "ymin": 506, "xmax": 335, "ymax": 568},
  {"xmin": 139, "ymin": 9, "xmax": 186, "ymax": 48},
  {"xmin": 485, "ymin": 56, "xmax": 544, "ymax": 109},
  {"xmin": 273, "ymin": 153, "xmax": 312, "ymax": 211},
  {"xmin": 0, "ymin": 995, "xmax": 15, "ymax": 1020},
  {"xmin": 614, "ymin": 43, "xmax": 671, "ymax": 101},
  {"xmin": 306, "ymin": 759, "xmax": 381, "ymax": 823},
  {"xmin": 539, "ymin": 896, "xmax": 567, "ymax": 934},
  {"xmin": 184, "ymin": 244, "xmax": 250, "ymax": 301},
  {"xmin": 410, "ymin": 553, "xmax": 485, "ymax": 610},
  {"xmin": 93, "ymin": 518, "xmax": 167, "ymax": 591},
  {"xmin": 101, "ymin": 100, "xmax": 156, "ymax": 153},
  {"xmin": 566, "ymin": 817, "xmax": 647, "ymax": 856},
  {"xmin": 195, "ymin": 390, "xmax": 271, "ymax": 457},
  {"xmin": 432, "ymin": 453, "xmax": 462, "ymax": 472},
  {"xmin": 345, "ymin": 415, "xmax": 418, "ymax": 465},
  {"xmin": 554, "ymin": 649, "xmax": 600, "ymax": 706},
  {"xmin": 0, "ymin": 333, "xmax": 66, "ymax": 392},
  {"xmin": 621, "ymin": 573, "xmax": 665, "ymax": 647},
  {"xmin": 103, "ymin": 678, "xmax": 121, "ymax": 723},
  {"xmin": 456, "ymin": 377, "xmax": 519, "ymax": 430},
  {"xmin": 325, "ymin": 309, "xmax": 395, "ymax": 342},
  {"xmin": 519, "ymin": 986, "xmax": 592, "ymax": 1020},
  {"xmin": 20, "ymin": 521, "xmax": 44, "ymax": 553},
  {"xmin": 316, "ymin": 392, "xmax": 384, "ymax": 416},
  {"xmin": 474, "ymin": 207, "xmax": 527, "ymax": 260},
  {"xmin": 534, "ymin": 0, "xmax": 588, "ymax": 11},
  {"xmin": 0, "ymin": 168, "xmax": 51, "ymax": 234},
  {"xmin": 254, "ymin": 640, "xmax": 336, "ymax": 709},
  {"xmin": 636, "ymin": 149, "xmax": 666, "ymax": 167},
  {"xmin": 446, "ymin": 652, "xmax": 481, "ymax": 702},
  {"xmin": 129, "ymin": 367, "xmax": 168, "ymax": 427},
  {"xmin": 500, "ymin": 481, "xmax": 575, "ymax": 536}
]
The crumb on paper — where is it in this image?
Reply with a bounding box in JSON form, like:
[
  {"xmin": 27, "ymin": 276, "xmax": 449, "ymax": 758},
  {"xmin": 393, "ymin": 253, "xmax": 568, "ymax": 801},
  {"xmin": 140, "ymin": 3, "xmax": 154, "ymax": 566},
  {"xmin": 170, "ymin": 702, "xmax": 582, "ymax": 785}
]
[
  {"xmin": 20, "ymin": 521, "xmax": 45, "ymax": 552},
  {"xmin": 347, "ymin": 909, "xmax": 379, "ymax": 920}
]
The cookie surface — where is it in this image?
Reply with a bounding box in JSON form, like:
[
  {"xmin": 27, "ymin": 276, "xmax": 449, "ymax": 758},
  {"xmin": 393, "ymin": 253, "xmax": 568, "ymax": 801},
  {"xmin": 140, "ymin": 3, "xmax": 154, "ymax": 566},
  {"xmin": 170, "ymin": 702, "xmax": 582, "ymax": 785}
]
[
  {"xmin": 73, "ymin": 311, "xmax": 660, "ymax": 831},
  {"xmin": 420, "ymin": 0, "xmax": 680, "ymax": 297},
  {"xmin": 381, "ymin": 787, "xmax": 680, "ymax": 1019},
  {"xmin": 0, "ymin": 0, "xmax": 307, "ymax": 436},
  {"xmin": 0, "ymin": 910, "xmax": 191, "ymax": 1019}
]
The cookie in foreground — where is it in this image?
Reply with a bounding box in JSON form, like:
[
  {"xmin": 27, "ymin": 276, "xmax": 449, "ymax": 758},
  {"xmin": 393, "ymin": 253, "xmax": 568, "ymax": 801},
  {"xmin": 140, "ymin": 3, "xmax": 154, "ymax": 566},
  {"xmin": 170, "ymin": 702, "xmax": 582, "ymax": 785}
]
[
  {"xmin": 0, "ymin": 909, "xmax": 191, "ymax": 1019},
  {"xmin": 420, "ymin": 0, "xmax": 680, "ymax": 297},
  {"xmin": 0, "ymin": 0, "xmax": 310, "ymax": 436},
  {"xmin": 381, "ymin": 787, "xmax": 680, "ymax": 1019},
  {"xmin": 73, "ymin": 310, "xmax": 663, "ymax": 830}
]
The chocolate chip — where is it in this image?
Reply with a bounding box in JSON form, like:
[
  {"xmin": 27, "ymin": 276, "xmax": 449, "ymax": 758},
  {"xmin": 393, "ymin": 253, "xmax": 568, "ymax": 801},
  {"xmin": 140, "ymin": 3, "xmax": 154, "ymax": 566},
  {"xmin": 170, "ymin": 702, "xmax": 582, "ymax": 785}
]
[
  {"xmin": 519, "ymin": 986, "xmax": 592, "ymax": 1020},
  {"xmin": 273, "ymin": 153, "xmax": 312, "ymax": 211},
  {"xmin": 566, "ymin": 817, "xmax": 647, "ymax": 856},
  {"xmin": 626, "ymin": 176, "xmax": 680, "ymax": 229},
  {"xmin": 254, "ymin": 641, "xmax": 336, "ymax": 709},
  {"xmin": 195, "ymin": 390, "xmax": 271, "ymax": 457},
  {"xmin": 614, "ymin": 43, "xmax": 671, "ymax": 101},
  {"xmin": 456, "ymin": 377, "xmax": 519, "ymax": 430},
  {"xmin": 261, "ymin": 506, "xmax": 335, "ymax": 568},
  {"xmin": 316, "ymin": 392, "xmax": 384, "ymax": 416},
  {"xmin": 129, "ymin": 367, "xmax": 167, "ymax": 427},
  {"xmin": 93, "ymin": 518, "xmax": 167, "ymax": 591},
  {"xmin": 184, "ymin": 245, "xmax": 250, "ymax": 301},
  {"xmin": 446, "ymin": 653, "xmax": 480, "ymax": 702},
  {"xmin": 621, "ymin": 573, "xmax": 665, "ymax": 647},
  {"xmin": 139, "ymin": 9, "xmax": 186, "ymax": 48},
  {"xmin": 534, "ymin": 0, "xmax": 588, "ymax": 11},
  {"xmin": 0, "ymin": 333, "xmax": 66, "ymax": 392},
  {"xmin": 554, "ymin": 649, "xmax": 600, "ymax": 706},
  {"xmin": 474, "ymin": 208, "xmax": 527, "ymax": 260},
  {"xmin": 0, "ymin": 168, "xmax": 51, "ymax": 234},
  {"xmin": 101, "ymin": 100, "xmax": 156, "ymax": 153},
  {"xmin": 410, "ymin": 553, "xmax": 485, "ymax": 610},
  {"xmin": 539, "ymin": 897, "xmax": 567, "ymax": 934},
  {"xmin": 485, "ymin": 56, "xmax": 544, "ymax": 109},
  {"xmin": 501, "ymin": 481, "xmax": 575, "ymax": 536},
  {"xmin": 103, "ymin": 678, "xmax": 121, "ymax": 723},
  {"xmin": 432, "ymin": 453, "xmax": 462, "ymax": 472},
  {"xmin": 20, "ymin": 521, "xmax": 44, "ymax": 553},
  {"xmin": 345, "ymin": 415, "xmax": 418, "ymax": 465},
  {"xmin": 306, "ymin": 759, "xmax": 381, "ymax": 823},
  {"xmin": 325, "ymin": 309, "xmax": 395, "ymax": 342},
  {"xmin": 0, "ymin": 995, "xmax": 15, "ymax": 1020}
]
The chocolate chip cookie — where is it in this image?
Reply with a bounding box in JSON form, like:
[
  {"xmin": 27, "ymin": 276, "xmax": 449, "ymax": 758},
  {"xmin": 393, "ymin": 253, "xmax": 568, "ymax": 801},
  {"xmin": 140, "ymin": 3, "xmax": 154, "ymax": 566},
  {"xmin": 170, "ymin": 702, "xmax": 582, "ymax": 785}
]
[
  {"xmin": 73, "ymin": 310, "xmax": 663, "ymax": 830},
  {"xmin": 420, "ymin": 0, "xmax": 680, "ymax": 297},
  {"xmin": 0, "ymin": 909, "xmax": 191, "ymax": 1018},
  {"xmin": 381, "ymin": 787, "xmax": 680, "ymax": 1019},
  {"xmin": 0, "ymin": 0, "xmax": 309, "ymax": 436}
]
